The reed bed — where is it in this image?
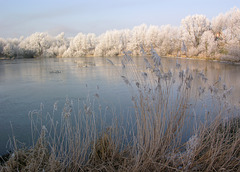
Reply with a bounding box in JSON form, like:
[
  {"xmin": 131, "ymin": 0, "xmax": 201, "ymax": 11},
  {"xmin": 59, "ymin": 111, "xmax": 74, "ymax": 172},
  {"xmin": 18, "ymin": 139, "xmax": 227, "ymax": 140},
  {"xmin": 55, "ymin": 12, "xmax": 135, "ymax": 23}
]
[{"xmin": 1, "ymin": 49, "xmax": 239, "ymax": 171}]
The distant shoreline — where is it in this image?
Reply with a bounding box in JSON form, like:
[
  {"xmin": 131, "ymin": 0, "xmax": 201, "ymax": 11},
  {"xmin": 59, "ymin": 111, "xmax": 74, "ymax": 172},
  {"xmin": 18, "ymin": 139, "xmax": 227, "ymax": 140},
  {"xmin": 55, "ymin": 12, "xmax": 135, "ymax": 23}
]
[{"xmin": 1, "ymin": 54, "xmax": 240, "ymax": 65}]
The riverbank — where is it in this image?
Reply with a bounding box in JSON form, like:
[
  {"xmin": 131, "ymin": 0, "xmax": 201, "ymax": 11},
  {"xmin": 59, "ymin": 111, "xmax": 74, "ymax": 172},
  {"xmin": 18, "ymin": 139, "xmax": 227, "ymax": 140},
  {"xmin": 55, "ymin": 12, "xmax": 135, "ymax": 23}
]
[
  {"xmin": 0, "ymin": 57, "xmax": 9, "ymax": 60},
  {"xmin": 2, "ymin": 53, "xmax": 240, "ymax": 65},
  {"xmin": 0, "ymin": 113, "xmax": 239, "ymax": 171}
]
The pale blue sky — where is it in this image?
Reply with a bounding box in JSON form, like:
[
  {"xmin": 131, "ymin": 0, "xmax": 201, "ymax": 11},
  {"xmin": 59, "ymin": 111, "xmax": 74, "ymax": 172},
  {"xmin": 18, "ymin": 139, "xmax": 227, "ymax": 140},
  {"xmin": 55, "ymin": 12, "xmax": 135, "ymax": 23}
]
[{"xmin": 0, "ymin": 0, "xmax": 239, "ymax": 38}]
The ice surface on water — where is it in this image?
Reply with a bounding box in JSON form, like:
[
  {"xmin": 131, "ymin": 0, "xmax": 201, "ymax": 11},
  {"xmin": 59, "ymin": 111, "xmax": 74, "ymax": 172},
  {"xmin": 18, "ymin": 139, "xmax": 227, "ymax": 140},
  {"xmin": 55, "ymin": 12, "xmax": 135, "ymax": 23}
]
[{"xmin": 0, "ymin": 57, "xmax": 240, "ymax": 155}]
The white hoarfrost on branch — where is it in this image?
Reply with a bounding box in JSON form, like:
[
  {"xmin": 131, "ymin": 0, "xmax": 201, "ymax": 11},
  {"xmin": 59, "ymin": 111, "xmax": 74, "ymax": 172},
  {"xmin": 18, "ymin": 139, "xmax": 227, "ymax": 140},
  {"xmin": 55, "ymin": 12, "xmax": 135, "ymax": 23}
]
[{"xmin": 0, "ymin": 8, "xmax": 239, "ymax": 61}]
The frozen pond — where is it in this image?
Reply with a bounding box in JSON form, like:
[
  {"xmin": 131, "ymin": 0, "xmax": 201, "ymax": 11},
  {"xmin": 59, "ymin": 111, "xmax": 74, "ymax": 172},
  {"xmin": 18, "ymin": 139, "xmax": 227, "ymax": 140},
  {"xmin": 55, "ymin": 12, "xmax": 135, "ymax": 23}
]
[{"xmin": 0, "ymin": 56, "xmax": 240, "ymax": 155}]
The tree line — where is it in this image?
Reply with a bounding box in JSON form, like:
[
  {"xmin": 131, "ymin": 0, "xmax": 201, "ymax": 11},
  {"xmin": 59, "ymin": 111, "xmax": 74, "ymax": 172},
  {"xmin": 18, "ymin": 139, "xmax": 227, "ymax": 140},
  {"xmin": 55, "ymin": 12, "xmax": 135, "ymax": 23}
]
[{"xmin": 0, "ymin": 8, "xmax": 239, "ymax": 61}]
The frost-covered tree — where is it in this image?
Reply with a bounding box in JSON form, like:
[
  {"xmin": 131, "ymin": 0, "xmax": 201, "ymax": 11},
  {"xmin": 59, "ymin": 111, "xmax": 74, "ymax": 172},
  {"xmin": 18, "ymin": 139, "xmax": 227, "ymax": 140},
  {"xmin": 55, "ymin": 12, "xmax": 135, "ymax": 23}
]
[
  {"xmin": 127, "ymin": 24, "xmax": 147, "ymax": 56},
  {"xmin": 145, "ymin": 25, "xmax": 160, "ymax": 52},
  {"xmin": 212, "ymin": 13, "xmax": 226, "ymax": 36},
  {"xmin": 224, "ymin": 8, "xmax": 240, "ymax": 61},
  {"xmin": 181, "ymin": 14, "xmax": 211, "ymax": 56},
  {"xmin": 94, "ymin": 30, "xmax": 129, "ymax": 57},
  {"xmin": 3, "ymin": 43, "xmax": 16, "ymax": 57},
  {"xmin": 212, "ymin": 8, "xmax": 240, "ymax": 44},
  {"xmin": 1, "ymin": 38, "xmax": 22, "ymax": 58},
  {"xmin": 0, "ymin": 7, "xmax": 239, "ymax": 61},
  {"xmin": 50, "ymin": 32, "xmax": 69, "ymax": 57},
  {"xmin": 19, "ymin": 32, "xmax": 53, "ymax": 58},
  {"xmin": 212, "ymin": 7, "xmax": 240, "ymax": 60},
  {"xmin": 86, "ymin": 33, "xmax": 97, "ymax": 55},
  {"xmin": 64, "ymin": 33, "xmax": 86, "ymax": 57},
  {"xmin": 158, "ymin": 25, "xmax": 181, "ymax": 56},
  {"xmin": 223, "ymin": 8, "xmax": 240, "ymax": 45},
  {"xmin": 63, "ymin": 33, "xmax": 96, "ymax": 57},
  {"xmin": 0, "ymin": 38, "xmax": 7, "ymax": 56},
  {"xmin": 199, "ymin": 31, "xmax": 217, "ymax": 57},
  {"xmin": 118, "ymin": 29, "xmax": 131, "ymax": 54}
]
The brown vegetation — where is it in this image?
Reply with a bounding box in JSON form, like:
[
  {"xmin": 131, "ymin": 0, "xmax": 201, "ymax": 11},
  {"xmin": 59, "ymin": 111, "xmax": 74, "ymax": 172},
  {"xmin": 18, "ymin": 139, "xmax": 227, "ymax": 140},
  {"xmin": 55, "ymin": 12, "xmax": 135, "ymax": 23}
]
[{"xmin": 1, "ymin": 50, "xmax": 239, "ymax": 171}]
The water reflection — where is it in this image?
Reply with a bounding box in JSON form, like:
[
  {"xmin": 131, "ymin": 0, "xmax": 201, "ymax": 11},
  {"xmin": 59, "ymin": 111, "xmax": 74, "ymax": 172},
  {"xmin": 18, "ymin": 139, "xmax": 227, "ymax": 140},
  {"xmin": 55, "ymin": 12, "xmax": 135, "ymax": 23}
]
[{"xmin": 0, "ymin": 57, "xmax": 239, "ymax": 155}]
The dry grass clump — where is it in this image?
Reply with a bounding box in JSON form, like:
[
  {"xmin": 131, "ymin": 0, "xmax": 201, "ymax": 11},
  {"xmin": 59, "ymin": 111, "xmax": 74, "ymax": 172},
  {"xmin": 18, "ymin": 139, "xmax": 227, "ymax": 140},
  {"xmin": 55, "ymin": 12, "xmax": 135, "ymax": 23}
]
[
  {"xmin": 0, "ymin": 129, "xmax": 63, "ymax": 172},
  {"xmin": 1, "ymin": 48, "xmax": 239, "ymax": 171},
  {"xmin": 178, "ymin": 117, "xmax": 240, "ymax": 171}
]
